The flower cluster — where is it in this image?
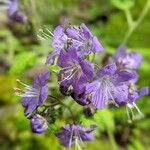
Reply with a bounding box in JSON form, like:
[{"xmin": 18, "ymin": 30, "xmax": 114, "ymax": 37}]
[
  {"xmin": 0, "ymin": 0, "xmax": 27, "ymax": 23},
  {"xmin": 16, "ymin": 22, "xmax": 148, "ymax": 149}
]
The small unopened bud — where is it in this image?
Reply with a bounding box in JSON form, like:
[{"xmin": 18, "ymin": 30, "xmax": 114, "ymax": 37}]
[
  {"xmin": 30, "ymin": 114, "xmax": 48, "ymax": 134},
  {"xmin": 83, "ymin": 104, "xmax": 96, "ymax": 117}
]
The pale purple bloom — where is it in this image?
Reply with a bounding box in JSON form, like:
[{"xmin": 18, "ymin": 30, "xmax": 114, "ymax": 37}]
[
  {"xmin": 16, "ymin": 71, "xmax": 50, "ymax": 116},
  {"xmin": 114, "ymin": 45, "xmax": 143, "ymax": 70},
  {"xmin": 7, "ymin": 0, "xmax": 18, "ymax": 17},
  {"xmin": 46, "ymin": 25, "xmax": 68, "ymax": 65},
  {"xmin": 56, "ymin": 124, "xmax": 96, "ymax": 147},
  {"xmin": 115, "ymin": 83, "xmax": 149, "ymax": 122},
  {"xmin": 86, "ymin": 63, "xmax": 136, "ymax": 109},
  {"xmin": 57, "ymin": 47, "xmax": 94, "ymax": 95},
  {"xmin": 66, "ymin": 23, "xmax": 104, "ymax": 56},
  {"xmin": 70, "ymin": 75, "xmax": 90, "ymax": 105},
  {"xmin": 128, "ymin": 86, "xmax": 149, "ymax": 104},
  {"xmin": 30, "ymin": 114, "xmax": 48, "ymax": 134},
  {"xmin": 46, "ymin": 23, "xmax": 104, "ymax": 65},
  {"xmin": 71, "ymin": 86, "xmax": 90, "ymax": 106},
  {"xmin": 3, "ymin": 0, "xmax": 27, "ymax": 22}
]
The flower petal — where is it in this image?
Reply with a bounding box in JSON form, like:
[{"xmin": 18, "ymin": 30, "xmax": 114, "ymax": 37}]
[
  {"xmin": 113, "ymin": 70, "xmax": 137, "ymax": 83},
  {"xmin": 80, "ymin": 59, "xmax": 94, "ymax": 81},
  {"xmin": 92, "ymin": 86, "xmax": 107, "ymax": 109},
  {"xmin": 91, "ymin": 36, "xmax": 104, "ymax": 52},
  {"xmin": 96, "ymin": 63, "xmax": 117, "ymax": 78}
]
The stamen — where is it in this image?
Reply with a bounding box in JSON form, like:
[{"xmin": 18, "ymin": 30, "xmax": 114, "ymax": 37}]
[
  {"xmin": 59, "ymin": 69, "xmax": 78, "ymax": 84},
  {"xmin": 126, "ymin": 105, "xmax": 132, "ymax": 123},
  {"xmin": 37, "ymin": 26, "xmax": 53, "ymax": 41},
  {"xmin": 58, "ymin": 64, "xmax": 81, "ymax": 84},
  {"xmin": 126, "ymin": 103, "xmax": 144, "ymax": 123},
  {"xmin": 68, "ymin": 127, "xmax": 74, "ymax": 150},
  {"xmin": 14, "ymin": 79, "xmax": 39, "ymax": 98},
  {"xmin": 60, "ymin": 65, "xmax": 75, "ymax": 71},
  {"xmin": 76, "ymin": 127, "xmax": 85, "ymax": 149},
  {"xmin": 72, "ymin": 27, "xmax": 85, "ymax": 41},
  {"xmin": 103, "ymin": 80, "xmax": 119, "ymax": 107},
  {"xmin": 69, "ymin": 38, "xmax": 84, "ymax": 46},
  {"xmin": 75, "ymin": 138, "xmax": 83, "ymax": 150}
]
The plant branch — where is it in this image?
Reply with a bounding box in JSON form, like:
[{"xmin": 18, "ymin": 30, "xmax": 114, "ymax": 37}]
[
  {"xmin": 107, "ymin": 129, "xmax": 118, "ymax": 150},
  {"xmin": 125, "ymin": 9, "xmax": 134, "ymax": 27},
  {"xmin": 122, "ymin": 0, "xmax": 150, "ymax": 44},
  {"xmin": 49, "ymin": 95, "xmax": 76, "ymax": 124}
]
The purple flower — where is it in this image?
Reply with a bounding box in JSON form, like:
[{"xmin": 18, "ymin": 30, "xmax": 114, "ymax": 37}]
[
  {"xmin": 46, "ymin": 23, "xmax": 104, "ymax": 65},
  {"xmin": 46, "ymin": 25, "xmax": 68, "ymax": 65},
  {"xmin": 30, "ymin": 114, "xmax": 48, "ymax": 134},
  {"xmin": 70, "ymin": 77, "xmax": 91, "ymax": 106},
  {"xmin": 57, "ymin": 48, "xmax": 94, "ymax": 95},
  {"xmin": 116, "ymin": 83, "xmax": 149, "ymax": 122},
  {"xmin": 1, "ymin": 0, "xmax": 27, "ymax": 23},
  {"xmin": 114, "ymin": 45, "xmax": 143, "ymax": 70},
  {"xmin": 56, "ymin": 124, "xmax": 96, "ymax": 148},
  {"xmin": 71, "ymin": 86, "xmax": 90, "ymax": 106},
  {"xmin": 16, "ymin": 71, "xmax": 50, "ymax": 116},
  {"xmin": 66, "ymin": 23, "xmax": 104, "ymax": 56},
  {"xmin": 85, "ymin": 63, "xmax": 136, "ymax": 109},
  {"xmin": 7, "ymin": 0, "xmax": 18, "ymax": 18}
]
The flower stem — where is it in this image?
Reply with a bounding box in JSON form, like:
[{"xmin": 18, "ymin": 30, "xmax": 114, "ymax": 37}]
[
  {"xmin": 49, "ymin": 95, "xmax": 76, "ymax": 124},
  {"xmin": 122, "ymin": 0, "xmax": 150, "ymax": 44},
  {"xmin": 107, "ymin": 129, "xmax": 118, "ymax": 150}
]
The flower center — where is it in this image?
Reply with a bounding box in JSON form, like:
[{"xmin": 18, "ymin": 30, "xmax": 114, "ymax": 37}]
[
  {"xmin": 14, "ymin": 79, "xmax": 40, "ymax": 98},
  {"xmin": 58, "ymin": 64, "xmax": 81, "ymax": 83}
]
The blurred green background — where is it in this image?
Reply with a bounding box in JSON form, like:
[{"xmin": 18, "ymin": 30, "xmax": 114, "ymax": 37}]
[{"xmin": 0, "ymin": 0, "xmax": 150, "ymax": 150}]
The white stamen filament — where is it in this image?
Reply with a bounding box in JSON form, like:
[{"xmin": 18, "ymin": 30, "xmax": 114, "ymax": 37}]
[
  {"xmin": 59, "ymin": 64, "xmax": 81, "ymax": 84},
  {"xmin": 68, "ymin": 126, "xmax": 85, "ymax": 150},
  {"xmin": 68, "ymin": 128, "xmax": 74, "ymax": 150},
  {"xmin": 76, "ymin": 127, "xmax": 85, "ymax": 149},
  {"xmin": 60, "ymin": 65, "xmax": 75, "ymax": 71},
  {"xmin": 37, "ymin": 27, "xmax": 53, "ymax": 41},
  {"xmin": 14, "ymin": 79, "xmax": 39, "ymax": 98},
  {"xmin": 59, "ymin": 69, "xmax": 78, "ymax": 84},
  {"xmin": 75, "ymin": 138, "xmax": 82, "ymax": 150},
  {"xmin": 126, "ymin": 103, "xmax": 144, "ymax": 123},
  {"xmin": 71, "ymin": 27, "xmax": 85, "ymax": 41},
  {"xmin": 101, "ymin": 79, "xmax": 119, "ymax": 107}
]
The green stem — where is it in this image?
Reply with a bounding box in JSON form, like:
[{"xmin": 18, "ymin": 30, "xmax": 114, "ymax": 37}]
[
  {"xmin": 122, "ymin": 0, "xmax": 150, "ymax": 44},
  {"xmin": 49, "ymin": 95, "xmax": 76, "ymax": 124},
  {"xmin": 125, "ymin": 9, "xmax": 134, "ymax": 27},
  {"xmin": 107, "ymin": 129, "xmax": 118, "ymax": 150}
]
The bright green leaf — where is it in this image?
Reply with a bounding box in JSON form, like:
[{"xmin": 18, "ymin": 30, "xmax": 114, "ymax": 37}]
[{"xmin": 9, "ymin": 52, "xmax": 36, "ymax": 75}]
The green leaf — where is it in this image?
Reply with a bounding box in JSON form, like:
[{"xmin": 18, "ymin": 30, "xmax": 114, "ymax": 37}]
[
  {"xmin": 94, "ymin": 109, "xmax": 115, "ymax": 132},
  {"xmin": 89, "ymin": 52, "xmax": 95, "ymax": 62},
  {"xmin": 48, "ymin": 65, "xmax": 60, "ymax": 73},
  {"xmin": 9, "ymin": 52, "xmax": 36, "ymax": 75},
  {"xmin": 110, "ymin": 0, "xmax": 135, "ymax": 10}
]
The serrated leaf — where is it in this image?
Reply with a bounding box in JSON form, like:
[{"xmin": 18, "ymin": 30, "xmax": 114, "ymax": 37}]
[
  {"xmin": 110, "ymin": 0, "xmax": 135, "ymax": 10},
  {"xmin": 9, "ymin": 52, "xmax": 36, "ymax": 75}
]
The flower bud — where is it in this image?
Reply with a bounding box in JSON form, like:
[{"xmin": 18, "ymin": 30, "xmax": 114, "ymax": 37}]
[{"xmin": 30, "ymin": 114, "xmax": 48, "ymax": 134}]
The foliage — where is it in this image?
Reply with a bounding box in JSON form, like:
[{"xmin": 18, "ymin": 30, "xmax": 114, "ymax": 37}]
[{"xmin": 0, "ymin": 0, "xmax": 150, "ymax": 150}]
